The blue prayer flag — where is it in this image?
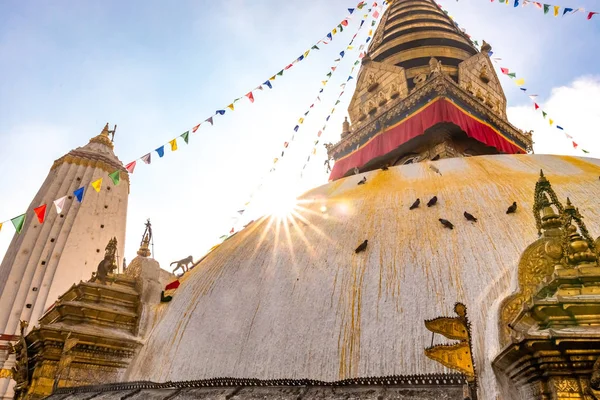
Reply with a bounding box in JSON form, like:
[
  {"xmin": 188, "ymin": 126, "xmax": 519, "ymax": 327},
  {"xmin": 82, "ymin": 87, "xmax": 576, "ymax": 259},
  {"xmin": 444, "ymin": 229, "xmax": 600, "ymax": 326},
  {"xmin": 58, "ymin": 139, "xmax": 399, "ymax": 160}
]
[
  {"xmin": 73, "ymin": 187, "xmax": 84, "ymax": 203},
  {"xmin": 156, "ymin": 146, "xmax": 165, "ymax": 158}
]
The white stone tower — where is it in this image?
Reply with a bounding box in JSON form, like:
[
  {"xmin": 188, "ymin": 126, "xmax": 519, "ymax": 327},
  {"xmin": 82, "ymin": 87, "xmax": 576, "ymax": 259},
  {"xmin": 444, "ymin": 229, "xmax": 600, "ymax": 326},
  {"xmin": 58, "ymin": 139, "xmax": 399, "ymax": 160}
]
[{"xmin": 0, "ymin": 124, "xmax": 129, "ymax": 398}]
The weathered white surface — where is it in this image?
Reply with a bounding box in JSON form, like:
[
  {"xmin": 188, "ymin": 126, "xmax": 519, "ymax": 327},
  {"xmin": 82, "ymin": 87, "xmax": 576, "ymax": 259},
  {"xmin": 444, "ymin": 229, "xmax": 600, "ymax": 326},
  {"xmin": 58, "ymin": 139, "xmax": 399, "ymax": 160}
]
[
  {"xmin": 127, "ymin": 154, "xmax": 600, "ymax": 399},
  {"xmin": 0, "ymin": 133, "xmax": 129, "ymax": 399}
]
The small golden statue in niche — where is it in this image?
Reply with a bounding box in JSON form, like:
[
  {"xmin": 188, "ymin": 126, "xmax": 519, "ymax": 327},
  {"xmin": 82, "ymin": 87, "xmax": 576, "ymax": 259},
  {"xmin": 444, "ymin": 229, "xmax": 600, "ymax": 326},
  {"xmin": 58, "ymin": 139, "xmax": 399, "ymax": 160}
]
[
  {"xmin": 429, "ymin": 57, "xmax": 443, "ymax": 75},
  {"xmin": 480, "ymin": 64, "xmax": 490, "ymax": 84},
  {"xmin": 367, "ymin": 99, "xmax": 377, "ymax": 115},
  {"xmin": 366, "ymin": 73, "xmax": 379, "ymax": 92},
  {"xmin": 377, "ymin": 90, "xmax": 387, "ymax": 106},
  {"xmin": 389, "ymin": 82, "xmax": 400, "ymax": 99}
]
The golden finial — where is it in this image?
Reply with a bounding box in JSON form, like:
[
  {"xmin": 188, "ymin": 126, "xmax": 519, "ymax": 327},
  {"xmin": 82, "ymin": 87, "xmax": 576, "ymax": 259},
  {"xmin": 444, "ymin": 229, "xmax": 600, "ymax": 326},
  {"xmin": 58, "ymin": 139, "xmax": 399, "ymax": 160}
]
[
  {"xmin": 561, "ymin": 197, "xmax": 597, "ymax": 267},
  {"xmin": 533, "ymin": 170, "xmax": 564, "ymax": 236},
  {"xmin": 137, "ymin": 219, "xmax": 153, "ymax": 257},
  {"xmin": 89, "ymin": 123, "xmax": 115, "ymax": 149}
]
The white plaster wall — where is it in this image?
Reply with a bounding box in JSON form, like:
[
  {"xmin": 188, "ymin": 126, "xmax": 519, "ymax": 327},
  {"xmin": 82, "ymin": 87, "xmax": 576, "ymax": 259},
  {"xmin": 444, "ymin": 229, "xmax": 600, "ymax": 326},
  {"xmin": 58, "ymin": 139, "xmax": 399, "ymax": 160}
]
[{"xmin": 127, "ymin": 154, "xmax": 600, "ymax": 400}]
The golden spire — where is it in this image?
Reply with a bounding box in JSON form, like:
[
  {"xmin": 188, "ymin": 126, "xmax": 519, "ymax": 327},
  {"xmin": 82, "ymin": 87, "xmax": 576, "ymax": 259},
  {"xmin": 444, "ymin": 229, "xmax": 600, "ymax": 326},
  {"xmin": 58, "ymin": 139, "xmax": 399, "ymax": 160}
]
[
  {"xmin": 137, "ymin": 219, "xmax": 153, "ymax": 257},
  {"xmin": 89, "ymin": 123, "xmax": 115, "ymax": 149}
]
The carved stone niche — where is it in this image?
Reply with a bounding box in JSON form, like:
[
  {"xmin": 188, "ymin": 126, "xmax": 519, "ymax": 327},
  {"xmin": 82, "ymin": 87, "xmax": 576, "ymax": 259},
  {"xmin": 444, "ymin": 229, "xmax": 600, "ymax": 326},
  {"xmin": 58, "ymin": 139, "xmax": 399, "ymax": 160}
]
[
  {"xmin": 480, "ymin": 64, "xmax": 490, "ymax": 84},
  {"xmin": 358, "ymin": 105, "xmax": 366, "ymax": 121},
  {"xmin": 366, "ymin": 73, "xmax": 379, "ymax": 92}
]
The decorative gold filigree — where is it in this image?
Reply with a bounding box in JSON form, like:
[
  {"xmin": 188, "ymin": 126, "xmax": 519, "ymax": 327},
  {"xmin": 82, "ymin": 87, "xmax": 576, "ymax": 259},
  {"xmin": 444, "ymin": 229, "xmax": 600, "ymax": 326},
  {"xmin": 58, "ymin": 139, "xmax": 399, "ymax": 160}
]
[{"xmin": 424, "ymin": 303, "xmax": 475, "ymax": 382}]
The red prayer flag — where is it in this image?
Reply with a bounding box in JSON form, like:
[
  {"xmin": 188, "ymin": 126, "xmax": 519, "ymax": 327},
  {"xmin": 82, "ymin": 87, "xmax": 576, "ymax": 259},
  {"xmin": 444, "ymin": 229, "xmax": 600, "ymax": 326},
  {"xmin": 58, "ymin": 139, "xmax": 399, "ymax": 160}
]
[
  {"xmin": 246, "ymin": 92, "xmax": 255, "ymax": 103},
  {"xmin": 373, "ymin": 10, "xmax": 380, "ymax": 18},
  {"xmin": 284, "ymin": 64, "xmax": 293, "ymax": 70},
  {"xmin": 588, "ymin": 12, "xmax": 598, "ymax": 20},
  {"xmin": 34, "ymin": 204, "xmax": 47, "ymax": 224},
  {"xmin": 500, "ymin": 67, "xmax": 509, "ymax": 74},
  {"xmin": 165, "ymin": 280, "xmax": 181, "ymax": 291},
  {"xmin": 230, "ymin": 227, "xmax": 235, "ymax": 234},
  {"xmin": 284, "ymin": 142, "xmax": 289, "ymax": 148},
  {"xmin": 572, "ymin": 141, "xmax": 578, "ymax": 149},
  {"xmin": 318, "ymin": 131, "xmax": 323, "ymax": 137},
  {"xmin": 192, "ymin": 123, "xmax": 201, "ymax": 133},
  {"xmin": 341, "ymin": 19, "xmax": 349, "ymax": 26},
  {"xmin": 534, "ymin": 103, "xmax": 539, "ymax": 110},
  {"xmin": 125, "ymin": 161, "xmax": 136, "ymax": 174}
]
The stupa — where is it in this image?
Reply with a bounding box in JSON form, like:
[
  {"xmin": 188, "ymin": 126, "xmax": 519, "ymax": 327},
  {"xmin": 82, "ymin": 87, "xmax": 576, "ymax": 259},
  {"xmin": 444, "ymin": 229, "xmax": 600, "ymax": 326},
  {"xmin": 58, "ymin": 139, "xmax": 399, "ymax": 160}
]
[{"xmin": 4, "ymin": 1, "xmax": 600, "ymax": 399}]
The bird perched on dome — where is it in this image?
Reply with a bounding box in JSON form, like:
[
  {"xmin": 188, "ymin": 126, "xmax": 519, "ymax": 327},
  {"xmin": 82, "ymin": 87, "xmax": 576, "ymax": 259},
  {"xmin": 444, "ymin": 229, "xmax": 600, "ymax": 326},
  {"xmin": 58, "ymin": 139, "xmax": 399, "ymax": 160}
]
[
  {"xmin": 409, "ymin": 199, "xmax": 420, "ymax": 210},
  {"xmin": 357, "ymin": 176, "xmax": 367, "ymax": 185},
  {"xmin": 506, "ymin": 202, "xmax": 517, "ymax": 214},
  {"xmin": 427, "ymin": 196, "xmax": 438, "ymax": 207},
  {"xmin": 355, "ymin": 240, "xmax": 368, "ymax": 253},
  {"xmin": 464, "ymin": 212, "xmax": 477, "ymax": 222},
  {"xmin": 439, "ymin": 219, "xmax": 454, "ymax": 229}
]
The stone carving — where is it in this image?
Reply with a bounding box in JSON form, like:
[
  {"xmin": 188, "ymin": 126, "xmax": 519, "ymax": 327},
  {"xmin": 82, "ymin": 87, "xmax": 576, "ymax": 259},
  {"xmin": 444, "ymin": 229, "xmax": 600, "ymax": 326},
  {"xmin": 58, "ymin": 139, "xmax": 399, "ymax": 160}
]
[
  {"xmin": 92, "ymin": 237, "xmax": 118, "ymax": 284},
  {"xmin": 358, "ymin": 105, "xmax": 366, "ymax": 121},
  {"xmin": 429, "ymin": 57, "xmax": 443, "ymax": 76},
  {"xmin": 389, "ymin": 82, "xmax": 400, "ymax": 99},
  {"xmin": 367, "ymin": 99, "xmax": 377, "ymax": 115},
  {"xmin": 413, "ymin": 73, "xmax": 427, "ymax": 88},
  {"xmin": 171, "ymin": 255, "xmax": 194, "ymax": 274},
  {"xmin": 366, "ymin": 73, "xmax": 379, "ymax": 92},
  {"xmin": 480, "ymin": 40, "xmax": 492, "ymax": 55},
  {"xmin": 480, "ymin": 64, "xmax": 490, "ymax": 84},
  {"xmin": 10, "ymin": 320, "xmax": 29, "ymax": 397}
]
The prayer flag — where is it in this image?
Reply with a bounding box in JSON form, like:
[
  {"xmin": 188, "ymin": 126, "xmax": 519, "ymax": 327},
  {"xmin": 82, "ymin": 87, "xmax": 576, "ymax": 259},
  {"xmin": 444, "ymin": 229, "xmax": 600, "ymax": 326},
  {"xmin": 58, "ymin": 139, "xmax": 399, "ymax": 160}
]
[
  {"xmin": 588, "ymin": 12, "xmax": 598, "ymax": 20},
  {"xmin": 318, "ymin": 131, "xmax": 322, "ymax": 137},
  {"xmin": 216, "ymin": 110, "xmax": 226, "ymax": 115},
  {"xmin": 181, "ymin": 131, "xmax": 189, "ymax": 144},
  {"xmin": 348, "ymin": 8, "xmax": 355, "ymax": 13},
  {"xmin": 263, "ymin": 80, "xmax": 272, "ymax": 89},
  {"xmin": 284, "ymin": 142, "xmax": 289, "ymax": 148},
  {"xmin": 11, "ymin": 214, "xmax": 26, "ymax": 234},
  {"xmin": 549, "ymin": 119, "xmax": 554, "ymax": 125},
  {"xmin": 156, "ymin": 146, "xmax": 165, "ymax": 157},
  {"xmin": 327, "ymin": 33, "xmax": 332, "ymax": 40},
  {"xmin": 347, "ymin": 76, "xmax": 354, "ymax": 81},
  {"xmin": 534, "ymin": 103, "xmax": 539, "ymax": 110},
  {"xmin": 311, "ymin": 45, "xmax": 320, "ymax": 50},
  {"xmin": 542, "ymin": 111, "xmax": 547, "ymax": 118},
  {"xmin": 0, "ymin": 222, "xmax": 2, "ymax": 232},
  {"xmin": 109, "ymin": 170, "xmax": 121, "ymax": 185},
  {"xmin": 269, "ymin": 75, "xmax": 276, "ymax": 81},
  {"xmin": 572, "ymin": 141, "xmax": 578, "ymax": 149},
  {"xmin": 553, "ymin": 5, "xmax": 559, "ymax": 16},
  {"xmin": 91, "ymin": 178, "xmax": 103, "ymax": 192},
  {"xmin": 515, "ymin": 78, "xmax": 525, "ymax": 86},
  {"xmin": 340, "ymin": 51, "xmax": 345, "ymax": 58},
  {"xmin": 207, "ymin": 117, "xmax": 214, "ymax": 125},
  {"xmin": 543, "ymin": 4, "xmax": 550, "ymax": 13},
  {"xmin": 528, "ymin": 94, "xmax": 538, "ymax": 100},
  {"xmin": 192, "ymin": 123, "xmax": 201, "ymax": 133},
  {"xmin": 341, "ymin": 19, "xmax": 349, "ymax": 26},
  {"xmin": 582, "ymin": 149, "xmax": 589, "ymax": 154},
  {"xmin": 125, "ymin": 161, "xmax": 137, "ymax": 173},
  {"xmin": 534, "ymin": 2, "xmax": 542, "ymax": 8},
  {"xmin": 294, "ymin": 125, "xmax": 299, "ymax": 132},
  {"xmin": 278, "ymin": 68, "xmax": 285, "ymax": 76},
  {"xmin": 557, "ymin": 126, "xmax": 564, "ymax": 130},
  {"xmin": 563, "ymin": 7, "xmax": 573, "ymax": 15},
  {"xmin": 500, "ymin": 67, "xmax": 509, "ymax": 74},
  {"xmin": 54, "ymin": 196, "xmax": 67, "ymax": 214},
  {"xmin": 246, "ymin": 92, "xmax": 254, "ymax": 103},
  {"xmin": 227, "ymin": 104, "xmax": 234, "ymax": 111},
  {"xmin": 34, "ymin": 204, "xmax": 46, "ymax": 224},
  {"xmin": 373, "ymin": 10, "xmax": 380, "ymax": 18},
  {"xmin": 284, "ymin": 64, "xmax": 293, "ymax": 70},
  {"xmin": 169, "ymin": 138, "xmax": 178, "ymax": 151},
  {"xmin": 507, "ymin": 72, "xmax": 516, "ymax": 78},
  {"xmin": 165, "ymin": 280, "xmax": 181, "ymax": 291},
  {"xmin": 299, "ymin": 118, "xmax": 304, "ymax": 124},
  {"xmin": 73, "ymin": 187, "xmax": 84, "ymax": 203}
]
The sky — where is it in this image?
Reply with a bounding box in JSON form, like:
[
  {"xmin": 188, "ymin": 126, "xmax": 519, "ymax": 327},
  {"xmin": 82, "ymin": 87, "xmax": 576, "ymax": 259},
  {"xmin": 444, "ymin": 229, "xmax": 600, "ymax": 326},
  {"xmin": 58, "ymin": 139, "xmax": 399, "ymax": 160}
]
[{"xmin": 0, "ymin": 0, "xmax": 599, "ymax": 272}]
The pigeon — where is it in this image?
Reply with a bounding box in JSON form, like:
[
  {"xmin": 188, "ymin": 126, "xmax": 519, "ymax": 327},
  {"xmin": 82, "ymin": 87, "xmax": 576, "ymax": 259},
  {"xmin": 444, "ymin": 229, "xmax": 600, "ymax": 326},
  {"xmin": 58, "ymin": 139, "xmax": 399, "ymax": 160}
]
[
  {"xmin": 427, "ymin": 196, "xmax": 438, "ymax": 207},
  {"xmin": 357, "ymin": 176, "xmax": 367, "ymax": 185},
  {"xmin": 431, "ymin": 154, "xmax": 440, "ymax": 161},
  {"xmin": 409, "ymin": 198, "xmax": 420, "ymax": 210},
  {"xmin": 506, "ymin": 202, "xmax": 517, "ymax": 214},
  {"xmin": 439, "ymin": 219, "xmax": 454, "ymax": 229},
  {"xmin": 464, "ymin": 212, "xmax": 477, "ymax": 222},
  {"xmin": 355, "ymin": 240, "xmax": 368, "ymax": 253}
]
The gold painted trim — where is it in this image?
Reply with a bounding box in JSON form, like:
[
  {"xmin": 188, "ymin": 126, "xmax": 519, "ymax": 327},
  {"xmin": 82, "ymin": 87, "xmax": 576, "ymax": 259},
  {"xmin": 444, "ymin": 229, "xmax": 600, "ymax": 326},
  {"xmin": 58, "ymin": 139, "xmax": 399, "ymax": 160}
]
[{"xmin": 51, "ymin": 154, "xmax": 130, "ymax": 183}]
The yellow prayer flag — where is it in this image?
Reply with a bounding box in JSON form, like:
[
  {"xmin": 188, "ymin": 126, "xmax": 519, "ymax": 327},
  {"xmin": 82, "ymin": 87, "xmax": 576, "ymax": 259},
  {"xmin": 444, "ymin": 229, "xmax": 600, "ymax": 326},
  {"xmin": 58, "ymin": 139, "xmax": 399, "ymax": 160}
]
[
  {"xmin": 515, "ymin": 78, "xmax": 525, "ymax": 86},
  {"xmin": 347, "ymin": 46, "xmax": 354, "ymax": 50},
  {"xmin": 91, "ymin": 178, "xmax": 102, "ymax": 193},
  {"xmin": 0, "ymin": 222, "xmax": 2, "ymax": 232},
  {"xmin": 368, "ymin": 29, "xmax": 373, "ymax": 36},
  {"xmin": 304, "ymin": 50, "xmax": 310, "ymax": 58},
  {"xmin": 227, "ymin": 103, "xmax": 234, "ymax": 111},
  {"xmin": 549, "ymin": 119, "xmax": 554, "ymax": 126},
  {"xmin": 322, "ymin": 81, "xmax": 327, "ymax": 86},
  {"xmin": 299, "ymin": 118, "xmax": 304, "ymax": 124},
  {"xmin": 332, "ymin": 28, "xmax": 337, "ymax": 34},
  {"xmin": 312, "ymin": 148, "xmax": 317, "ymax": 155},
  {"xmin": 554, "ymin": 5, "xmax": 559, "ymax": 16},
  {"xmin": 169, "ymin": 138, "xmax": 178, "ymax": 151}
]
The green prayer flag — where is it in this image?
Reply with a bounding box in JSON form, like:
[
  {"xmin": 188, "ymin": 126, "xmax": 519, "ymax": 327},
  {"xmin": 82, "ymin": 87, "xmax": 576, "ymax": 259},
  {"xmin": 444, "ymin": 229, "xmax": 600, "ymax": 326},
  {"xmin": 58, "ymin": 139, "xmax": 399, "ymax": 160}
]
[
  {"xmin": 11, "ymin": 213, "xmax": 26, "ymax": 234},
  {"xmin": 507, "ymin": 72, "xmax": 516, "ymax": 78},
  {"xmin": 181, "ymin": 131, "xmax": 189, "ymax": 144},
  {"xmin": 338, "ymin": 24, "xmax": 343, "ymax": 32},
  {"xmin": 108, "ymin": 170, "xmax": 120, "ymax": 185},
  {"xmin": 311, "ymin": 45, "xmax": 320, "ymax": 50},
  {"xmin": 371, "ymin": 20, "xmax": 376, "ymax": 26},
  {"xmin": 543, "ymin": 4, "xmax": 550, "ymax": 13},
  {"xmin": 542, "ymin": 111, "xmax": 547, "ymax": 118},
  {"xmin": 326, "ymin": 72, "xmax": 332, "ymax": 77},
  {"xmin": 277, "ymin": 70, "xmax": 283, "ymax": 76},
  {"xmin": 474, "ymin": 40, "xmax": 479, "ymax": 46},
  {"xmin": 335, "ymin": 100, "xmax": 340, "ymax": 105},
  {"xmin": 354, "ymin": 60, "xmax": 360, "ymax": 65},
  {"xmin": 582, "ymin": 149, "xmax": 589, "ymax": 154}
]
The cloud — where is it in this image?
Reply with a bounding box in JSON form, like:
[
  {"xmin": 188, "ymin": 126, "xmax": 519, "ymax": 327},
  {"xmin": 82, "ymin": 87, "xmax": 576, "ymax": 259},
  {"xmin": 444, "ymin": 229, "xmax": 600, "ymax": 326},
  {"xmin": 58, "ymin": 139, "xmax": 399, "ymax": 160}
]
[{"xmin": 507, "ymin": 75, "xmax": 600, "ymax": 157}]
